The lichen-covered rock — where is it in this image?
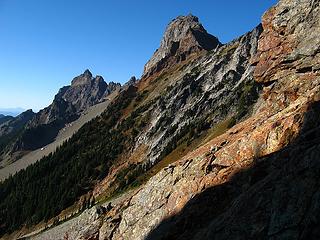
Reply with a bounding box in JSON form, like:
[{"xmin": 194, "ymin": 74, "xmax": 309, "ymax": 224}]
[
  {"xmin": 101, "ymin": 0, "xmax": 320, "ymax": 239},
  {"xmin": 253, "ymin": 0, "xmax": 320, "ymax": 83}
]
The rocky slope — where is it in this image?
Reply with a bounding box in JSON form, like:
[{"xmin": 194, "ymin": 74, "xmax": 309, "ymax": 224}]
[
  {"xmin": 25, "ymin": 70, "xmax": 120, "ymax": 130},
  {"xmin": 28, "ymin": 0, "xmax": 320, "ymax": 239},
  {"xmin": 90, "ymin": 17, "xmax": 262, "ymax": 200},
  {"xmin": 101, "ymin": 0, "xmax": 320, "ymax": 239}
]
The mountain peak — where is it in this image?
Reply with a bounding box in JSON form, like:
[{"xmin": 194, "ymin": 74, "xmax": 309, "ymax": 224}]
[
  {"xmin": 143, "ymin": 14, "xmax": 221, "ymax": 77},
  {"xmin": 71, "ymin": 69, "xmax": 93, "ymax": 86},
  {"xmin": 168, "ymin": 14, "xmax": 200, "ymax": 27},
  {"xmin": 83, "ymin": 69, "xmax": 92, "ymax": 77}
]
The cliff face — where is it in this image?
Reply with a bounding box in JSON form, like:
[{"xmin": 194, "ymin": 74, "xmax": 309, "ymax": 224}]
[{"xmin": 89, "ymin": 23, "xmax": 263, "ymax": 203}]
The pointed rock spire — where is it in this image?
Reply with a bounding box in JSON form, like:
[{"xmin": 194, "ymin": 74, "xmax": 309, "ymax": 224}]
[
  {"xmin": 143, "ymin": 14, "xmax": 221, "ymax": 78},
  {"xmin": 71, "ymin": 69, "xmax": 93, "ymax": 86},
  {"xmin": 83, "ymin": 69, "xmax": 92, "ymax": 77}
]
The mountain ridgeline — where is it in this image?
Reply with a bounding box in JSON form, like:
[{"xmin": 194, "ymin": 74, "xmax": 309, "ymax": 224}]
[
  {"xmin": 0, "ymin": 71, "xmax": 120, "ymax": 164},
  {"xmin": 0, "ymin": 14, "xmax": 262, "ymax": 237},
  {"xmin": 1, "ymin": 0, "xmax": 320, "ymax": 239}
]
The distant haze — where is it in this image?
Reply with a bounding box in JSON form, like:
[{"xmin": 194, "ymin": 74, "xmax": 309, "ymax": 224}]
[{"xmin": 0, "ymin": 108, "xmax": 25, "ymax": 117}]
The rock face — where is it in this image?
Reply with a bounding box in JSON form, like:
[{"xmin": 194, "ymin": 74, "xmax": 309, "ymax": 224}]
[
  {"xmin": 143, "ymin": 14, "xmax": 221, "ymax": 77},
  {"xmin": 104, "ymin": 0, "xmax": 320, "ymax": 239},
  {"xmin": 134, "ymin": 25, "xmax": 262, "ymax": 167},
  {"xmin": 253, "ymin": 0, "xmax": 320, "ymax": 83}
]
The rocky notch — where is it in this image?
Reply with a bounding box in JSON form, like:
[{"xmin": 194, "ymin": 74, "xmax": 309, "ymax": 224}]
[{"xmin": 143, "ymin": 14, "xmax": 221, "ymax": 78}]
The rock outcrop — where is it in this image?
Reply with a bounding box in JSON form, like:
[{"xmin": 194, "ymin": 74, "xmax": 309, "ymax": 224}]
[
  {"xmin": 133, "ymin": 24, "xmax": 262, "ymax": 168},
  {"xmin": 143, "ymin": 14, "xmax": 221, "ymax": 77}
]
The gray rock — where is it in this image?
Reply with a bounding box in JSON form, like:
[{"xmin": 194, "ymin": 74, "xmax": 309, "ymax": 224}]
[{"xmin": 143, "ymin": 14, "xmax": 221, "ymax": 77}]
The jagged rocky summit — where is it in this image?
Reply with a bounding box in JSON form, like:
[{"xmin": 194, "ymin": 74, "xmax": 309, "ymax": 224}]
[
  {"xmin": 19, "ymin": 70, "xmax": 120, "ymax": 149},
  {"xmin": 143, "ymin": 14, "xmax": 221, "ymax": 78},
  {"xmin": 0, "ymin": 70, "xmax": 121, "ymax": 162}
]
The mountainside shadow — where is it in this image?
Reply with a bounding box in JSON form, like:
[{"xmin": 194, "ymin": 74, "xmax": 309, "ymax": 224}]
[{"xmin": 145, "ymin": 101, "xmax": 320, "ymax": 240}]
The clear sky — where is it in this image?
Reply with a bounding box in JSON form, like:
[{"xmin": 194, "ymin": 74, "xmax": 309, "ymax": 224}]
[{"xmin": 0, "ymin": 0, "xmax": 277, "ymax": 112}]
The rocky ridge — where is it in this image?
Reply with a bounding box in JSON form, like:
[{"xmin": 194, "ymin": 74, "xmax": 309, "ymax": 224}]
[
  {"xmin": 0, "ymin": 70, "xmax": 121, "ymax": 163},
  {"xmin": 29, "ymin": 70, "xmax": 120, "ymax": 127},
  {"xmin": 108, "ymin": 0, "xmax": 320, "ymax": 239},
  {"xmin": 30, "ymin": 0, "xmax": 320, "ymax": 239},
  {"xmin": 92, "ymin": 19, "xmax": 262, "ymax": 199},
  {"xmin": 28, "ymin": 14, "xmax": 260, "ymax": 240}
]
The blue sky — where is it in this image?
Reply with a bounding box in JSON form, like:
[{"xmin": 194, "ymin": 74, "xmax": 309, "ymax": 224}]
[{"xmin": 0, "ymin": 0, "xmax": 277, "ymax": 111}]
